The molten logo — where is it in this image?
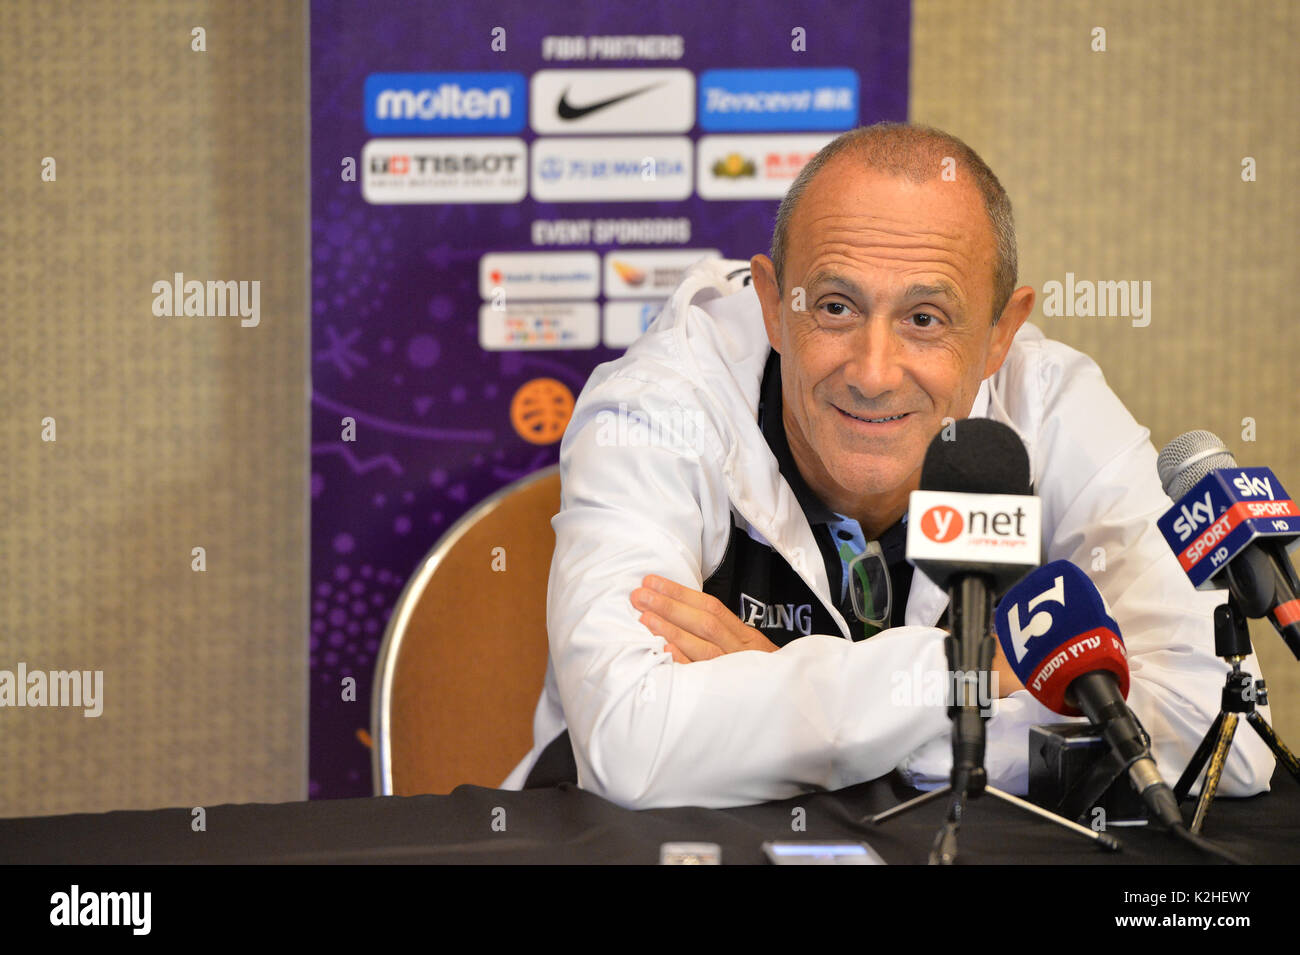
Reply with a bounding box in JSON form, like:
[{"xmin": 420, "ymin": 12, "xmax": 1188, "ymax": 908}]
[{"xmin": 921, "ymin": 505, "xmax": 964, "ymax": 542}]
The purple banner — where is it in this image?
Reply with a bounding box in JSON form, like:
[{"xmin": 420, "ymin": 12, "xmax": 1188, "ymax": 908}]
[{"xmin": 309, "ymin": 0, "xmax": 910, "ymax": 798}]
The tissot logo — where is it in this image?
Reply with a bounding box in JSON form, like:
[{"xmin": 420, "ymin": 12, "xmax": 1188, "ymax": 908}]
[
  {"xmin": 740, "ymin": 593, "xmax": 812, "ymax": 635},
  {"xmin": 362, "ymin": 138, "xmax": 527, "ymax": 204},
  {"xmin": 920, "ymin": 505, "xmax": 964, "ymax": 542}
]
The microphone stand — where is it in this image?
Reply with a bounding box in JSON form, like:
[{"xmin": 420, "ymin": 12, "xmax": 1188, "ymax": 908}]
[
  {"xmin": 866, "ymin": 575, "xmax": 1121, "ymax": 862},
  {"xmin": 1174, "ymin": 594, "xmax": 1300, "ymax": 834}
]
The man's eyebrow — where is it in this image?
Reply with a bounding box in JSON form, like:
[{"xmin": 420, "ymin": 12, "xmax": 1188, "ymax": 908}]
[
  {"xmin": 903, "ymin": 281, "xmax": 963, "ymax": 307},
  {"xmin": 804, "ymin": 271, "xmax": 866, "ymax": 299},
  {"xmin": 803, "ymin": 272, "xmax": 964, "ymax": 309}
]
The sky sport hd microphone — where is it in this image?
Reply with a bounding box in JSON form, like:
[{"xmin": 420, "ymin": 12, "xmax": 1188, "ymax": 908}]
[
  {"xmin": 1156, "ymin": 430, "xmax": 1300, "ymax": 659},
  {"xmin": 994, "ymin": 560, "xmax": 1184, "ymax": 831},
  {"xmin": 906, "ymin": 418, "xmax": 1041, "ymax": 796}
]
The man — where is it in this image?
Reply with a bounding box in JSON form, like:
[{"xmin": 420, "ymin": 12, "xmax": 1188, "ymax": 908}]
[{"xmin": 503, "ymin": 123, "xmax": 1275, "ymax": 809}]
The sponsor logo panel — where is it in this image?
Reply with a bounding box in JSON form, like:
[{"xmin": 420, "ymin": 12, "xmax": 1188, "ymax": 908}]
[
  {"xmin": 532, "ymin": 136, "xmax": 693, "ymax": 202},
  {"xmin": 479, "ymin": 302, "xmax": 600, "ymax": 351},
  {"xmin": 362, "ymin": 138, "xmax": 527, "ymax": 204},
  {"xmin": 698, "ymin": 68, "xmax": 858, "ymax": 131},
  {"xmin": 602, "ymin": 248, "xmax": 720, "ymax": 298},
  {"xmin": 364, "ymin": 72, "xmax": 526, "ymax": 134},
  {"xmin": 531, "ymin": 69, "xmax": 695, "ymax": 134},
  {"xmin": 696, "ymin": 134, "xmax": 835, "ymax": 198},
  {"xmin": 603, "ymin": 300, "xmax": 666, "ymax": 348},
  {"xmin": 479, "ymin": 251, "xmax": 600, "ymax": 300}
]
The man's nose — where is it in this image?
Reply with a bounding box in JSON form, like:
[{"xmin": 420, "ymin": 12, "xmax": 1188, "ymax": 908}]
[{"xmin": 842, "ymin": 316, "xmax": 904, "ymax": 399}]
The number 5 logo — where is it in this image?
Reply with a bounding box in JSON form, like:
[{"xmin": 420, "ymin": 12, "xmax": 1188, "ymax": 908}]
[{"xmin": 1005, "ymin": 575, "xmax": 1066, "ymax": 662}]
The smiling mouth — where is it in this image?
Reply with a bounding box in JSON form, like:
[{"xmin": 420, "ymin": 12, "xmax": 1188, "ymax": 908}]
[{"xmin": 837, "ymin": 407, "xmax": 911, "ymax": 424}]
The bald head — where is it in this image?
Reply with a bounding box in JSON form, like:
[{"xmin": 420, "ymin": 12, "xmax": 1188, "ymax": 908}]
[{"xmin": 771, "ymin": 123, "xmax": 1018, "ymax": 323}]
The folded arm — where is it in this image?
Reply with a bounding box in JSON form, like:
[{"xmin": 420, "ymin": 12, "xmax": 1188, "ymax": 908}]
[{"xmin": 548, "ymin": 379, "xmax": 952, "ymax": 809}]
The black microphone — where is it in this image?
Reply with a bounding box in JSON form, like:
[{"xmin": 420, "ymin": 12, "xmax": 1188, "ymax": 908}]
[
  {"xmin": 1157, "ymin": 430, "xmax": 1300, "ymax": 659},
  {"xmin": 906, "ymin": 418, "xmax": 1041, "ymax": 795}
]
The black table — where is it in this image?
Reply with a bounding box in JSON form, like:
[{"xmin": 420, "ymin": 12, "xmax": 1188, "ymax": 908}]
[{"xmin": 3, "ymin": 770, "xmax": 1296, "ymax": 865}]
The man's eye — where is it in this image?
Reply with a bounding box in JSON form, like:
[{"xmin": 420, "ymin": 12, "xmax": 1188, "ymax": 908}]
[
  {"xmin": 821, "ymin": 302, "xmax": 852, "ymax": 318},
  {"xmin": 910, "ymin": 311, "xmax": 942, "ymax": 328}
]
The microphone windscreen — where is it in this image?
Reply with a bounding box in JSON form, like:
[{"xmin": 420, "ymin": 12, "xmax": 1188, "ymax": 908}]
[
  {"xmin": 993, "ymin": 560, "xmax": 1129, "ymax": 715},
  {"xmin": 1157, "ymin": 430, "xmax": 1238, "ymax": 501},
  {"xmin": 920, "ymin": 418, "xmax": 1030, "ymax": 496}
]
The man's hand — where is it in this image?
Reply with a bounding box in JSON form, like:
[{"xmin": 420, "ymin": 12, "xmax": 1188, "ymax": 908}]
[
  {"xmin": 630, "ymin": 574, "xmax": 779, "ymax": 662},
  {"xmin": 990, "ymin": 626, "xmax": 1026, "ymax": 697}
]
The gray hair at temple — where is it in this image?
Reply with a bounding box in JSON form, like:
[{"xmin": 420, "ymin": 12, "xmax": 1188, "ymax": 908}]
[{"xmin": 769, "ymin": 122, "xmax": 1019, "ymax": 324}]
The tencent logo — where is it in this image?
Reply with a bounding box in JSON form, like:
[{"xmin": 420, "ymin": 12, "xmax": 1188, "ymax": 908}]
[{"xmin": 920, "ymin": 505, "xmax": 964, "ymax": 543}]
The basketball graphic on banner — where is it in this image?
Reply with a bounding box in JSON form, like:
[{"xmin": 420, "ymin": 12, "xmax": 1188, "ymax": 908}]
[{"xmin": 510, "ymin": 378, "xmax": 574, "ymax": 445}]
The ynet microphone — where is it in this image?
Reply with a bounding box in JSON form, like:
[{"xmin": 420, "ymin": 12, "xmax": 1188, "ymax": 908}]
[
  {"xmin": 906, "ymin": 418, "xmax": 1041, "ymax": 794},
  {"xmin": 905, "ymin": 418, "xmax": 1040, "ymax": 592},
  {"xmin": 994, "ymin": 560, "xmax": 1184, "ymax": 830},
  {"xmin": 1156, "ymin": 430, "xmax": 1300, "ymax": 658}
]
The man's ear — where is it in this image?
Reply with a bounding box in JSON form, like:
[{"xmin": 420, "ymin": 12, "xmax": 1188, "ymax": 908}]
[
  {"xmin": 984, "ymin": 284, "xmax": 1035, "ymax": 378},
  {"xmin": 750, "ymin": 254, "xmax": 783, "ymax": 353}
]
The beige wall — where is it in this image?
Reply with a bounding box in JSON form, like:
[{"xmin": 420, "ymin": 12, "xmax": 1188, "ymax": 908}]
[
  {"xmin": 913, "ymin": 0, "xmax": 1300, "ymax": 738},
  {"xmin": 0, "ymin": 0, "xmax": 1295, "ymax": 819},
  {"xmin": 0, "ymin": 1, "xmax": 307, "ymax": 817}
]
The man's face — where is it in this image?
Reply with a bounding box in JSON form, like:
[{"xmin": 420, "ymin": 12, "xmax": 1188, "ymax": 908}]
[{"xmin": 752, "ymin": 158, "xmax": 1026, "ymax": 516}]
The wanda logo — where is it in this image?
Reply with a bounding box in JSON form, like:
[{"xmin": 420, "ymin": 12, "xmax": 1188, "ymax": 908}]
[{"xmin": 921, "ymin": 505, "xmax": 964, "ymax": 542}]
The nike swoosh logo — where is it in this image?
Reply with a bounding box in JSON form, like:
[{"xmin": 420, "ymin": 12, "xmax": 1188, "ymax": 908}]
[{"xmin": 556, "ymin": 82, "xmax": 664, "ymax": 120}]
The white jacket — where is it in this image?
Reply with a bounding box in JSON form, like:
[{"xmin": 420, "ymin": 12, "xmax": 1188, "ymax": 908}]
[{"xmin": 503, "ymin": 257, "xmax": 1275, "ymax": 809}]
